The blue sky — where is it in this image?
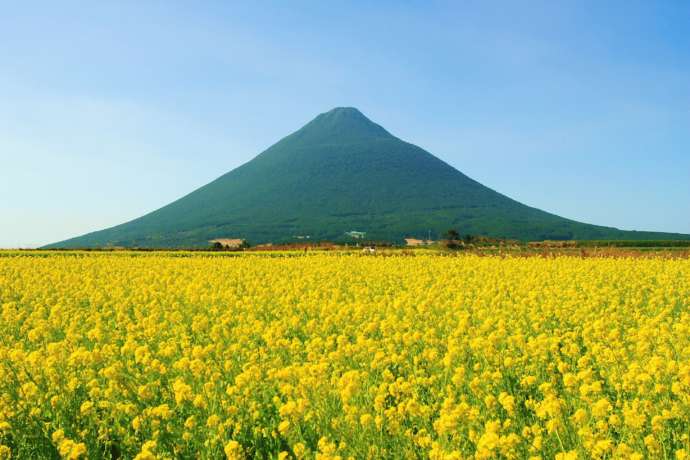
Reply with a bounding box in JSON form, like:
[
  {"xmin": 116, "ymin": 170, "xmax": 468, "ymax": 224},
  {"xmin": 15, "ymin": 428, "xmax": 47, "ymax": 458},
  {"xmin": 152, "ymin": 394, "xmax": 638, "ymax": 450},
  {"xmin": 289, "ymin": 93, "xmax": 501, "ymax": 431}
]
[{"xmin": 1, "ymin": 1, "xmax": 689, "ymax": 247}]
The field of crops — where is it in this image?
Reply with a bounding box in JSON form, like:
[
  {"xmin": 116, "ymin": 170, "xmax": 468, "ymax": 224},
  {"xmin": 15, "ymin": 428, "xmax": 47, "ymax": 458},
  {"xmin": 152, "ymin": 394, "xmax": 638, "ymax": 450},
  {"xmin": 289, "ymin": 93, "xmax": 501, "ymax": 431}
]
[{"xmin": 1, "ymin": 252, "xmax": 689, "ymax": 459}]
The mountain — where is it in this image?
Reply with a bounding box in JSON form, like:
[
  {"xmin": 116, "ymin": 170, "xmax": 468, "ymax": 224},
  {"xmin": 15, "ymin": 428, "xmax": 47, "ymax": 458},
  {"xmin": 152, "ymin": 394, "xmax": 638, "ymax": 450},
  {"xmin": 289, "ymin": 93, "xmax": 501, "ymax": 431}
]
[{"xmin": 47, "ymin": 107, "xmax": 690, "ymax": 248}]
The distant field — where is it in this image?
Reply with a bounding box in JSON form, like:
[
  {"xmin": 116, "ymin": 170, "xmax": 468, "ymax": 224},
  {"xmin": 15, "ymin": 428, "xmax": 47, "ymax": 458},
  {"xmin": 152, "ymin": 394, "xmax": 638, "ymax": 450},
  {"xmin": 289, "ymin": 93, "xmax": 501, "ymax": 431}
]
[
  {"xmin": 1, "ymin": 252, "xmax": 689, "ymax": 459},
  {"xmin": 573, "ymin": 240, "xmax": 690, "ymax": 248},
  {"xmin": 8, "ymin": 242, "xmax": 690, "ymax": 259}
]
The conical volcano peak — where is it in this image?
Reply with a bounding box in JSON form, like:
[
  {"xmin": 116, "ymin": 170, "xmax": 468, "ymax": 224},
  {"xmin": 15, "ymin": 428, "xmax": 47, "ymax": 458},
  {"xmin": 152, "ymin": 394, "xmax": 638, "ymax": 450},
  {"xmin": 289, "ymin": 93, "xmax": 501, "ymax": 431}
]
[
  {"xmin": 321, "ymin": 107, "xmax": 367, "ymax": 119},
  {"xmin": 294, "ymin": 106, "xmax": 392, "ymax": 143},
  {"xmin": 46, "ymin": 107, "xmax": 690, "ymax": 249}
]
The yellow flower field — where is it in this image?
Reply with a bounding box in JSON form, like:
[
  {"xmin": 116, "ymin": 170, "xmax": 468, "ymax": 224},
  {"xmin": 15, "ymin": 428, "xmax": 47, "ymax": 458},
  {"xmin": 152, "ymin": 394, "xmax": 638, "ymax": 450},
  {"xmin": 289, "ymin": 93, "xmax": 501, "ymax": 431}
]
[{"xmin": 1, "ymin": 252, "xmax": 689, "ymax": 459}]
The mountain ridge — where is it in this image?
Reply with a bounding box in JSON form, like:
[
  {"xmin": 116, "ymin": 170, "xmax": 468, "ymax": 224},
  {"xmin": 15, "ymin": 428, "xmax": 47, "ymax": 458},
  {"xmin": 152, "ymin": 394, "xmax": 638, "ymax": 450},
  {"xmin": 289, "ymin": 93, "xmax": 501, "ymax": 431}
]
[{"xmin": 46, "ymin": 107, "xmax": 690, "ymax": 248}]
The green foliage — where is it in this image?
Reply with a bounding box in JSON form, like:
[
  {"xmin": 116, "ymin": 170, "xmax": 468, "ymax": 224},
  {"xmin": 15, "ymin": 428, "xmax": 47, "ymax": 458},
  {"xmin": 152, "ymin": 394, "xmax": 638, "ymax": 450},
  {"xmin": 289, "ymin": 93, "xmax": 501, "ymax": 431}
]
[
  {"xmin": 45, "ymin": 108, "xmax": 690, "ymax": 248},
  {"xmin": 445, "ymin": 229, "xmax": 461, "ymax": 241}
]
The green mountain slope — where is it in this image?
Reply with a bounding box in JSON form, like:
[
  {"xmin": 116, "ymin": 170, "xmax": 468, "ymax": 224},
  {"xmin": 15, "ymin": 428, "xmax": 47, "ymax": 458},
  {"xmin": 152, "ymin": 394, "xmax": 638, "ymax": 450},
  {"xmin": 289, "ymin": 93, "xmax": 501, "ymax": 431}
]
[{"xmin": 47, "ymin": 107, "xmax": 690, "ymax": 248}]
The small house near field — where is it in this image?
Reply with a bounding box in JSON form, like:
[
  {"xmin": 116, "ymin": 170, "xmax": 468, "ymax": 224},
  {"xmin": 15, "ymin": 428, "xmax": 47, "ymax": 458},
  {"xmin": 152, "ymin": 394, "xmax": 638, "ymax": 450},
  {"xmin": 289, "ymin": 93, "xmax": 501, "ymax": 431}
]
[
  {"xmin": 345, "ymin": 231, "xmax": 366, "ymax": 239},
  {"xmin": 209, "ymin": 238, "xmax": 246, "ymax": 249},
  {"xmin": 405, "ymin": 238, "xmax": 434, "ymax": 246}
]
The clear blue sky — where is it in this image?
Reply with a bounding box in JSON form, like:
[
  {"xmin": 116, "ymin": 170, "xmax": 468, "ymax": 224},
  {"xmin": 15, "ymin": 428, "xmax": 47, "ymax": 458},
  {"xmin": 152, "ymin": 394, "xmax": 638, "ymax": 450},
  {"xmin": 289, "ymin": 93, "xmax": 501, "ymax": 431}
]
[{"xmin": 1, "ymin": 1, "xmax": 689, "ymax": 247}]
